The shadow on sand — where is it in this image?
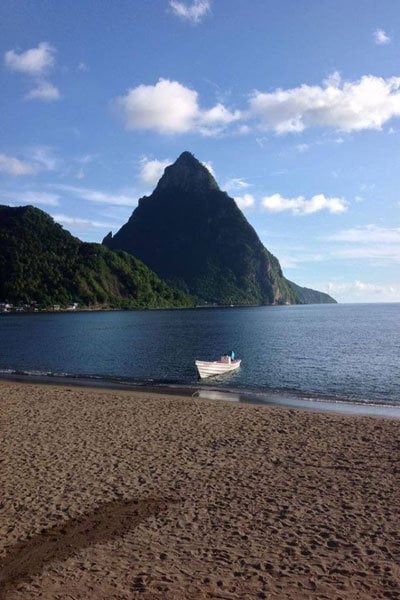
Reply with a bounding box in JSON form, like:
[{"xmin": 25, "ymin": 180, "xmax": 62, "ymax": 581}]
[{"xmin": 0, "ymin": 496, "xmax": 171, "ymax": 598}]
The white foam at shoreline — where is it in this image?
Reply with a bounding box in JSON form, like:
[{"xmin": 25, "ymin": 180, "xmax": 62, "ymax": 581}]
[{"xmin": 1, "ymin": 371, "xmax": 399, "ymax": 418}]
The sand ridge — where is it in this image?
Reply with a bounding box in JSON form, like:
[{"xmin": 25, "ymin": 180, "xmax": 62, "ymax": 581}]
[{"xmin": 0, "ymin": 381, "xmax": 399, "ymax": 599}]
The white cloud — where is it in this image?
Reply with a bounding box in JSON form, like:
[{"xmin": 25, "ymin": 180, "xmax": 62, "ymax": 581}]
[
  {"xmin": 201, "ymin": 160, "xmax": 216, "ymax": 178},
  {"xmin": 3, "ymin": 191, "xmax": 60, "ymax": 206},
  {"xmin": 114, "ymin": 78, "xmax": 240, "ymax": 135},
  {"xmin": 73, "ymin": 155, "xmax": 98, "ymax": 180},
  {"xmin": 4, "ymin": 42, "xmax": 56, "ymax": 75},
  {"xmin": 29, "ymin": 146, "xmax": 61, "ymax": 171},
  {"xmin": 234, "ymin": 194, "xmax": 255, "ymax": 210},
  {"xmin": 53, "ymin": 184, "xmax": 137, "ymax": 207},
  {"xmin": 237, "ymin": 124, "xmax": 251, "ymax": 135},
  {"xmin": 98, "ymin": 206, "xmax": 132, "ymax": 220},
  {"xmin": 114, "ymin": 72, "xmax": 400, "ymax": 137},
  {"xmin": 373, "ymin": 29, "xmax": 391, "ymax": 45},
  {"xmin": 323, "ymin": 280, "xmax": 399, "ymax": 302},
  {"xmin": 51, "ymin": 214, "xmax": 112, "ymax": 229},
  {"xmin": 333, "ymin": 246, "xmax": 400, "ymax": 262},
  {"xmin": 262, "ymin": 193, "xmax": 347, "ymax": 215},
  {"xmin": 201, "ymin": 103, "xmax": 241, "ymax": 125},
  {"xmin": 224, "ymin": 177, "xmax": 251, "ymax": 192},
  {"xmin": 249, "ymin": 73, "xmax": 400, "ymax": 134},
  {"xmin": 75, "ymin": 154, "xmax": 97, "ymax": 179},
  {"xmin": 0, "ymin": 154, "xmax": 35, "ymax": 176},
  {"xmin": 169, "ymin": 0, "xmax": 211, "ymax": 24},
  {"xmin": 325, "ymin": 226, "xmax": 400, "ymax": 264},
  {"xmin": 115, "ymin": 79, "xmax": 197, "ymax": 134},
  {"xmin": 326, "ymin": 225, "xmax": 400, "ymax": 244},
  {"xmin": 0, "ymin": 147, "xmax": 61, "ymax": 176},
  {"xmin": 138, "ymin": 156, "xmax": 215, "ymax": 186},
  {"xmin": 323, "ymin": 71, "xmax": 342, "ymax": 87},
  {"xmin": 138, "ymin": 157, "xmax": 170, "ymax": 186},
  {"xmin": 275, "ymin": 255, "xmax": 300, "ymax": 269},
  {"xmin": 295, "ymin": 143, "xmax": 310, "ymax": 153},
  {"xmin": 4, "ymin": 42, "xmax": 60, "ymax": 102},
  {"xmin": 25, "ymin": 81, "xmax": 60, "ymax": 101}
]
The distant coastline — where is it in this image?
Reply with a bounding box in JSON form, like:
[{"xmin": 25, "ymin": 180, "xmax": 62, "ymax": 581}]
[{"xmin": 0, "ymin": 301, "xmax": 324, "ymax": 315}]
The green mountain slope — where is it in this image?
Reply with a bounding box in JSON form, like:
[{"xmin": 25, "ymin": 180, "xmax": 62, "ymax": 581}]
[
  {"xmin": 0, "ymin": 205, "xmax": 193, "ymax": 308},
  {"xmin": 103, "ymin": 152, "xmax": 336, "ymax": 305},
  {"xmin": 287, "ymin": 280, "xmax": 337, "ymax": 304}
]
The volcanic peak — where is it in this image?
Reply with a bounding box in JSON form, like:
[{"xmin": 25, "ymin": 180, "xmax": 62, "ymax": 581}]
[{"xmin": 155, "ymin": 151, "xmax": 219, "ymax": 194}]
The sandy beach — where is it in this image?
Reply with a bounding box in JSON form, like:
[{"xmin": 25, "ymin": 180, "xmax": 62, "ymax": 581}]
[{"xmin": 0, "ymin": 380, "xmax": 399, "ymax": 599}]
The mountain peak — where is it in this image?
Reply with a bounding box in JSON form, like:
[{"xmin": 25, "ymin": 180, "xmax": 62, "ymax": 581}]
[
  {"xmin": 155, "ymin": 151, "xmax": 219, "ymax": 193},
  {"xmin": 102, "ymin": 151, "xmax": 336, "ymax": 306},
  {"xmin": 176, "ymin": 151, "xmax": 198, "ymax": 163}
]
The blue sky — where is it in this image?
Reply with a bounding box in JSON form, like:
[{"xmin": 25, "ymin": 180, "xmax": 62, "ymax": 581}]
[{"xmin": 1, "ymin": 0, "xmax": 399, "ymax": 302}]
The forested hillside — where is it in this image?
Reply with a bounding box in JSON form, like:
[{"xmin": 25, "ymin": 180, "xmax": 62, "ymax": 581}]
[{"xmin": 0, "ymin": 205, "xmax": 193, "ymax": 309}]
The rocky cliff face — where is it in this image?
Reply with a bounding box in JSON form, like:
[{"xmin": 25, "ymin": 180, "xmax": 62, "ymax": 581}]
[{"xmin": 103, "ymin": 152, "xmax": 336, "ymax": 305}]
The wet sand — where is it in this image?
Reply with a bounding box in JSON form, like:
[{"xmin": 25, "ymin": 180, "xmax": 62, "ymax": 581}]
[{"xmin": 0, "ymin": 380, "xmax": 399, "ymax": 599}]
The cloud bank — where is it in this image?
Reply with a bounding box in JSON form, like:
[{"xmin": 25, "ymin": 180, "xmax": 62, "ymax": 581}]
[
  {"xmin": 114, "ymin": 73, "xmax": 400, "ymax": 136},
  {"xmin": 326, "ymin": 225, "xmax": 400, "ymax": 264},
  {"xmin": 323, "ymin": 281, "xmax": 399, "ymax": 302},
  {"xmin": 327, "ymin": 225, "xmax": 400, "ymax": 244},
  {"xmin": 250, "ymin": 73, "xmax": 400, "ymax": 134},
  {"xmin": 262, "ymin": 193, "xmax": 347, "ymax": 215}
]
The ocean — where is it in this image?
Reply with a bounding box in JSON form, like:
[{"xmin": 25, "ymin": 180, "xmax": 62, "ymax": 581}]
[{"xmin": 1, "ymin": 303, "xmax": 399, "ymax": 413}]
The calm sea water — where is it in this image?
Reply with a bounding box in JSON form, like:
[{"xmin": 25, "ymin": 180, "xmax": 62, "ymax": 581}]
[{"xmin": 0, "ymin": 304, "xmax": 399, "ymax": 406}]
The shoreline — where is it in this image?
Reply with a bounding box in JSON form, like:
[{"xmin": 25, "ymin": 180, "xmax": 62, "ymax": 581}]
[
  {"xmin": 1, "ymin": 380, "xmax": 399, "ymax": 599},
  {"xmin": 0, "ymin": 371, "xmax": 399, "ymax": 419},
  {"xmin": 0, "ymin": 302, "xmax": 338, "ymax": 315}
]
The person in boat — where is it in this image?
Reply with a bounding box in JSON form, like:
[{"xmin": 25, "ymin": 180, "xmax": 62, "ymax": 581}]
[{"xmin": 222, "ymin": 351, "xmax": 235, "ymax": 363}]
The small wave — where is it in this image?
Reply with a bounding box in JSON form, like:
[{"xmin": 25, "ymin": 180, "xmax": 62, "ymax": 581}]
[
  {"xmin": 0, "ymin": 369, "xmax": 398, "ymax": 417},
  {"xmin": 204, "ymin": 386, "xmax": 400, "ymax": 417},
  {"xmin": 0, "ymin": 368, "xmax": 53, "ymax": 377},
  {"xmin": 0, "ymin": 369, "xmax": 189, "ymax": 389},
  {"xmin": 195, "ymin": 381, "xmax": 400, "ymax": 413}
]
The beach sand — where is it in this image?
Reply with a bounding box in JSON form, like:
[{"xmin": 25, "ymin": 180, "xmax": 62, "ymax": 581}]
[{"xmin": 0, "ymin": 381, "xmax": 399, "ymax": 599}]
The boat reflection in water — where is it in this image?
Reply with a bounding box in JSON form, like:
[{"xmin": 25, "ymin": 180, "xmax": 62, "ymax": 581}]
[{"xmin": 193, "ymin": 390, "xmax": 241, "ymax": 402}]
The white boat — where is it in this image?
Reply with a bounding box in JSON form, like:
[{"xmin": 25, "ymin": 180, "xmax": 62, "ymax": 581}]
[{"xmin": 195, "ymin": 355, "xmax": 241, "ymax": 379}]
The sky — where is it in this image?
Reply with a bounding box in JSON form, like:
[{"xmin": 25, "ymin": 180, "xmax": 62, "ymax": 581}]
[{"xmin": 1, "ymin": 0, "xmax": 399, "ymax": 303}]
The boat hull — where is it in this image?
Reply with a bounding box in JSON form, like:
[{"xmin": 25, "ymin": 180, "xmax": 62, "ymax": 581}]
[{"xmin": 195, "ymin": 359, "xmax": 241, "ymax": 379}]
